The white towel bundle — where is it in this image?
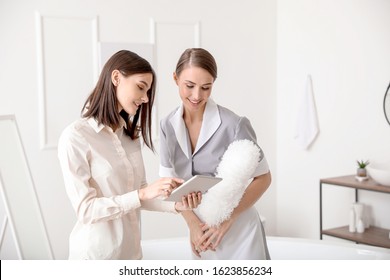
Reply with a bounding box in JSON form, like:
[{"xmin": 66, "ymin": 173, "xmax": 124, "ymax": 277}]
[{"xmin": 294, "ymin": 75, "xmax": 320, "ymax": 150}]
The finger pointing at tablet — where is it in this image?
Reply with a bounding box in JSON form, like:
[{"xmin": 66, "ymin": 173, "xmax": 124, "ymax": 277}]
[{"xmin": 138, "ymin": 177, "xmax": 184, "ymax": 200}]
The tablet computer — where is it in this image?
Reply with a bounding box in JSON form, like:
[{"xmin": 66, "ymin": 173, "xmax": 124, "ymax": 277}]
[{"xmin": 164, "ymin": 175, "xmax": 222, "ymax": 202}]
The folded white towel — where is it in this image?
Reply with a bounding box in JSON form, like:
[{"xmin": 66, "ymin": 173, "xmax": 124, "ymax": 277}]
[{"xmin": 294, "ymin": 75, "xmax": 319, "ymax": 150}]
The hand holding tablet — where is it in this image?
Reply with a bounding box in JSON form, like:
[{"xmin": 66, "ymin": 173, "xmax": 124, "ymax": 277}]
[{"xmin": 164, "ymin": 175, "xmax": 222, "ymax": 202}]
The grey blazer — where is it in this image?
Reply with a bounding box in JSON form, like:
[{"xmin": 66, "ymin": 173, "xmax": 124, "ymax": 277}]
[{"xmin": 159, "ymin": 99, "xmax": 269, "ymax": 180}]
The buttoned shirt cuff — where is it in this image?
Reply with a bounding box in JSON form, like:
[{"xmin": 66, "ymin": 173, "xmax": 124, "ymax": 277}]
[
  {"xmin": 119, "ymin": 191, "xmax": 142, "ymax": 212},
  {"xmin": 159, "ymin": 165, "xmax": 177, "ymax": 177},
  {"xmin": 141, "ymin": 199, "xmax": 178, "ymax": 214}
]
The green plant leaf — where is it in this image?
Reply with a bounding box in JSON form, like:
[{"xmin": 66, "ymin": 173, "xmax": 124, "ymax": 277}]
[{"xmin": 356, "ymin": 160, "xmax": 370, "ymax": 168}]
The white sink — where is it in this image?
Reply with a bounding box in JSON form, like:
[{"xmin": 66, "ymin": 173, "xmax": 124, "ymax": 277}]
[{"xmin": 367, "ymin": 162, "xmax": 390, "ymax": 187}]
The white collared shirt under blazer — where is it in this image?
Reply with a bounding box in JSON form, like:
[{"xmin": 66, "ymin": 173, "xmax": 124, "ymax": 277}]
[{"xmin": 58, "ymin": 117, "xmax": 176, "ymax": 260}]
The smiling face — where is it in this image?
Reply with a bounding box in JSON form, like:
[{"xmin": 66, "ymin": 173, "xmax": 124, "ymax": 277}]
[
  {"xmin": 112, "ymin": 70, "xmax": 153, "ymax": 115},
  {"xmin": 174, "ymin": 66, "xmax": 214, "ymax": 114}
]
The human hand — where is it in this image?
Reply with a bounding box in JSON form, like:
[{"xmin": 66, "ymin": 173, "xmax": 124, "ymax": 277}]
[
  {"xmin": 175, "ymin": 192, "xmax": 202, "ymax": 212},
  {"xmin": 198, "ymin": 219, "xmax": 234, "ymax": 251},
  {"xmin": 188, "ymin": 221, "xmax": 207, "ymax": 257},
  {"xmin": 138, "ymin": 177, "xmax": 184, "ymax": 200}
]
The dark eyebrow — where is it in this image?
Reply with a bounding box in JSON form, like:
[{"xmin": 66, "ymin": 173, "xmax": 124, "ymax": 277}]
[
  {"xmin": 139, "ymin": 80, "xmax": 150, "ymax": 88},
  {"xmin": 184, "ymin": 80, "xmax": 212, "ymax": 86}
]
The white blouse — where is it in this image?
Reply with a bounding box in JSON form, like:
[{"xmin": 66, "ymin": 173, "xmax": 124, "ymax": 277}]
[{"xmin": 58, "ymin": 117, "xmax": 176, "ymax": 260}]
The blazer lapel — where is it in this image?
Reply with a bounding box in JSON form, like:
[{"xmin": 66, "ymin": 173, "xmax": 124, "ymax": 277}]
[
  {"xmin": 193, "ymin": 98, "xmax": 221, "ymax": 155},
  {"xmin": 169, "ymin": 99, "xmax": 221, "ymax": 158},
  {"xmin": 170, "ymin": 105, "xmax": 191, "ymax": 159}
]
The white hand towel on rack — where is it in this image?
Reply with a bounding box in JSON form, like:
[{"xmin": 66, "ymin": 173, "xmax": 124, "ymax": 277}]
[{"xmin": 294, "ymin": 75, "xmax": 319, "ymax": 150}]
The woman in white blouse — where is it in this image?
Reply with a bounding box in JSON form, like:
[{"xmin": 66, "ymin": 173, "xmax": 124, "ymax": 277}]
[
  {"xmin": 159, "ymin": 48, "xmax": 271, "ymax": 259},
  {"xmin": 58, "ymin": 50, "xmax": 201, "ymax": 260}
]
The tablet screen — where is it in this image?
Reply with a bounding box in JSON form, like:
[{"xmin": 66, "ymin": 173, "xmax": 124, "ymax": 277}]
[{"xmin": 164, "ymin": 175, "xmax": 222, "ymax": 202}]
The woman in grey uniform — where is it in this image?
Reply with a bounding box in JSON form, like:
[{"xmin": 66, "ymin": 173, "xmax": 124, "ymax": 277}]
[{"xmin": 159, "ymin": 48, "xmax": 272, "ymax": 259}]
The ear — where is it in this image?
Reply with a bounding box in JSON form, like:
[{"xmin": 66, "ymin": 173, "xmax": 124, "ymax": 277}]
[
  {"xmin": 173, "ymin": 72, "xmax": 179, "ymax": 85},
  {"xmin": 111, "ymin": 70, "xmax": 120, "ymax": 86}
]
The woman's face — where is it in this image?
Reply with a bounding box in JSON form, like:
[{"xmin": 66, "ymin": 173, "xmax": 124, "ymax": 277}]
[
  {"xmin": 114, "ymin": 71, "xmax": 153, "ymax": 115},
  {"xmin": 174, "ymin": 66, "xmax": 214, "ymax": 113}
]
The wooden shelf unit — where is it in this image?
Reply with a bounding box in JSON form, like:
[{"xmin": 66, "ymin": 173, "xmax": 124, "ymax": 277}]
[{"xmin": 320, "ymin": 175, "xmax": 390, "ymax": 249}]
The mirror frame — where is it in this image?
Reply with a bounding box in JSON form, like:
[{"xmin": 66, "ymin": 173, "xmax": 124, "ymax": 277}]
[
  {"xmin": 384, "ymin": 81, "xmax": 390, "ymax": 126},
  {"xmin": 0, "ymin": 115, "xmax": 53, "ymax": 259}
]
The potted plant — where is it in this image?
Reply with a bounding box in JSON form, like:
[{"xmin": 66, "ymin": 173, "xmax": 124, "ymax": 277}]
[{"xmin": 356, "ymin": 160, "xmax": 369, "ymax": 177}]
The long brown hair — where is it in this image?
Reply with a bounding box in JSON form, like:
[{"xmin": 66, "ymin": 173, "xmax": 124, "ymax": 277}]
[
  {"xmin": 82, "ymin": 50, "xmax": 156, "ymax": 151},
  {"xmin": 175, "ymin": 48, "xmax": 218, "ymax": 80}
]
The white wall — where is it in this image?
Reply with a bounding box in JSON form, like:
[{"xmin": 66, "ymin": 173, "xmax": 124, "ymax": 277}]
[
  {"xmin": 0, "ymin": 0, "xmax": 277, "ymax": 259},
  {"xmin": 140, "ymin": 0, "xmax": 278, "ymax": 240},
  {"xmin": 1, "ymin": 0, "xmax": 389, "ymax": 260},
  {"xmin": 276, "ymin": 0, "xmax": 390, "ymax": 239}
]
